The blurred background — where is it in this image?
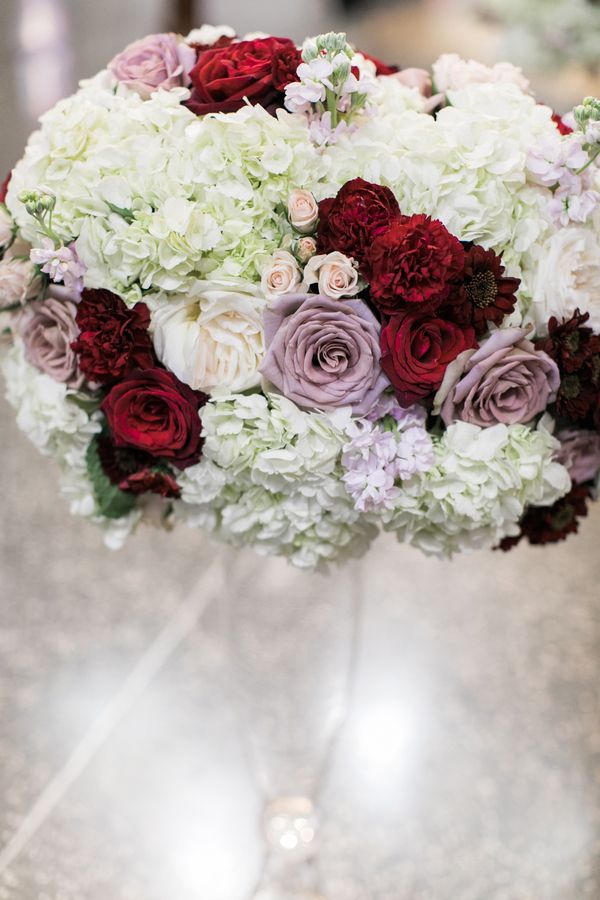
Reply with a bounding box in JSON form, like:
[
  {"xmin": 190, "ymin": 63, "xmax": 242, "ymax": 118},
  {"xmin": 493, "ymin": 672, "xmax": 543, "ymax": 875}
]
[{"xmin": 1, "ymin": 1, "xmax": 600, "ymax": 898}]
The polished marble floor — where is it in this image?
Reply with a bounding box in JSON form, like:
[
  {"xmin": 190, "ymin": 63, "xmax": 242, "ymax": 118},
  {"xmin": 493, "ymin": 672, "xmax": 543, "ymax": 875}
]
[{"xmin": 1, "ymin": 2, "xmax": 600, "ymax": 898}]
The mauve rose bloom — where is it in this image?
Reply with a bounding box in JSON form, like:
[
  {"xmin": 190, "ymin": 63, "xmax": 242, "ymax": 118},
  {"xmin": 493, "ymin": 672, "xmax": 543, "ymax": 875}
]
[
  {"xmin": 556, "ymin": 429, "xmax": 600, "ymax": 484},
  {"xmin": 436, "ymin": 327, "xmax": 560, "ymax": 427},
  {"xmin": 18, "ymin": 286, "xmax": 84, "ymax": 387},
  {"xmin": 108, "ymin": 33, "xmax": 196, "ymax": 100},
  {"xmin": 260, "ymin": 294, "xmax": 389, "ymax": 415}
]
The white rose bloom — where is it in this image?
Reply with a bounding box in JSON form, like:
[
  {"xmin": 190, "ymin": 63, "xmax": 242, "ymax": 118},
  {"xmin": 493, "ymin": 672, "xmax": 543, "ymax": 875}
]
[
  {"xmin": 261, "ymin": 249, "xmax": 302, "ymax": 298},
  {"xmin": 150, "ymin": 283, "xmax": 266, "ymax": 393},
  {"xmin": 432, "ymin": 53, "xmax": 530, "ymax": 94},
  {"xmin": 287, "ymin": 188, "xmax": 319, "ymax": 233},
  {"xmin": 531, "ymin": 227, "xmax": 600, "ymax": 334},
  {"xmin": 0, "ymin": 207, "xmax": 13, "ymax": 248},
  {"xmin": 302, "ymin": 251, "xmax": 360, "ymax": 299}
]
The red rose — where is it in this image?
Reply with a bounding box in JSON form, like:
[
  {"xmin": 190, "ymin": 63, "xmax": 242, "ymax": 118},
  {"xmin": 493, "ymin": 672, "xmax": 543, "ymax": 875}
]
[
  {"xmin": 96, "ymin": 433, "xmax": 181, "ymax": 498},
  {"xmin": 186, "ymin": 36, "xmax": 301, "ymax": 115},
  {"xmin": 101, "ymin": 368, "xmax": 207, "ymax": 469},
  {"xmin": 72, "ymin": 289, "xmax": 155, "ymax": 384},
  {"xmin": 317, "ymin": 178, "xmax": 401, "ymax": 268},
  {"xmin": 368, "ymin": 214, "xmax": 465, "ymax": 314},
  {"xmin": 381, "ymin": 311, "xmax": 477, "ymax": 406}
]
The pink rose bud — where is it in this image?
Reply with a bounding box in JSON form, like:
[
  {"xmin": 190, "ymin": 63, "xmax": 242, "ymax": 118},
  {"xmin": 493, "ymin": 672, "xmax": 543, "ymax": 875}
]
[
  {"xmin": 108, "ymin": 33, "xmax": 197, "ymax": 100},
  {"xmin": 287, "ymin": 189, "xmax": 319, "ymax": 234},
  {"xmin": 296, "ymin": 236, "xmax": 317, "ymax": 264}
]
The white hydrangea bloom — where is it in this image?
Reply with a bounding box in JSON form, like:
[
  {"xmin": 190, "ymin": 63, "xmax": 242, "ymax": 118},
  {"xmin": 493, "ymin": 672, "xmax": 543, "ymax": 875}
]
[{"xmin": 383, "ymin": 422, "xmax": 571, "ymax": 557}]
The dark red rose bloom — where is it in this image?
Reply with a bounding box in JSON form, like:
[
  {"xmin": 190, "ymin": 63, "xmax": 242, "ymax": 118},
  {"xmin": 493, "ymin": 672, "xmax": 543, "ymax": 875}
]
[
  {"xmin": 358, "ymin": 51, "xmax": 399, "ymax": 76},
  {"xmin": 316, "ymin": 178, "xmax": 401, "ymax": 268},
  {"xmin": 380, "ymin": 311, "xmax": 477, "ymax": 406},
  {"xmin": 368, "ymin": 214, "xmax": 466, "ymax": 314},
  {"xmin": 97, "ymin": 433, "xmax": 181, "ymax": 498},
  {"xmin": 186, "ymin": 36, "xmax": 301, "ymax": 115},
  {"xmin": 0, "ymin": 172, "xmax": 11, "ymax": 204},
  {"xmin": 499, "ymin": 485, "xmax": 591, "ymax": 551},
  {"xmin": 72, "ymin": 290, "xmax": 155, "ymax": 384},
  {"xmin": 101, "ymin": 368, "xmax": 207, "ymax": 469},
  {"xmin": 443, "ymin": 244, "xmax": 520, "ymax": 336},
  {"xmin": 535, "ymin": 310, "xmax": 600, "ymax": 427},
  {"xmin": 551, "ymin": 112, "xmax": 573, "ymax": 136}
]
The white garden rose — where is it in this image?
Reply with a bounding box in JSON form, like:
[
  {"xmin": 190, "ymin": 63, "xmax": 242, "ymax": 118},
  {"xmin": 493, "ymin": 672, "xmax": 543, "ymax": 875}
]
[
  {"xmin": 261, "ymin": 249, "xmax": 302, "ymax": 298},
  {"xmin": 150, "ymin": 284, "xmax": 266, "ymax": 393},
  {"xmin": 532, "ymin": 227, "xmax": 600, "ymax": 334},
  {"xmin": 301, "ymin": 251, "xmax": 360, "ymax": 299},
  {"xmin": 287, "ymin": 189, "xmax": 319, "ymax": 233}
]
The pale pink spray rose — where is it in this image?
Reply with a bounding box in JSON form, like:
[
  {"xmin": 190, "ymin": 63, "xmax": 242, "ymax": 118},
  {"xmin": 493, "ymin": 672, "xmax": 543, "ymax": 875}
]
[
  {"xmin": 260, "ymin": 293, "xmax": 389, "ymax": 415},
  {"xmin": 261, "ymin": 250, "xmax": 302, "ymax": 298},
  {"xmin": 295, "ymin": 236, "xmax": 317, "ymax": 264},
  {"xmin": 0, "ymin": 253, "xmax": 39, "ymax": 309},
  {"xmin": 108, "ymin": 33, "xmax": 196, "ymax": 100},
  {"xmin": 18, "ymin": 286, "xmax": 85, "ymax": 387},
  {"xmin": 435, "ymin": 327, "xmax": 560, "ymax": 428},
  {"xmin": 302, "ymin": 251, "xmax": 360, "ymax": 300},
  {"xmin": 556, "ymin": 429, "xmax": 600, "ymax": 485},
  {"xmin": 287, "ymin": 189, "xmax": 319, "ymax": 234}
]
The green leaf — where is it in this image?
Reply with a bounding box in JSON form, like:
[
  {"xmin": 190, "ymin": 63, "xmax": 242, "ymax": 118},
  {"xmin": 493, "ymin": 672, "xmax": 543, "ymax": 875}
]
[
  {"xmin": 85, "ymin": 436, "xmax": 136, "ymax": 520},
  {"xmin": 106, "ymin": 201, "xmax": 135, "ymax": 224}
]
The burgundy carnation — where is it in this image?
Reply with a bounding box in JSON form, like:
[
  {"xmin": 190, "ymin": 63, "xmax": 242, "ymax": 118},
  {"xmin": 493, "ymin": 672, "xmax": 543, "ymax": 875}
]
[
  {"xmin": 380, "ymin": 311, "xmax": 477, "ymax": 406},
  {"xmin": 368, "ymin": 214, "xmax": 466, "ymax": 315},
  {"xmin": 186, "ymin": 36, "xmax": 301, "ymax": 115},
  {"xmin": 72, "ymin": 289, "xmax": 155, "ymax": 384},
  {"xmin": 97, "ymin": 434, "xmax": 181, "ymax": 499},
  {"xmin": 499, "ymin": 485, "xmax": 591, "ymax": 551},
  {"xmin": 316, "ymin": 178, "xmax": 401, "ymax": 269},
  {"xmin": 535, "ymin": 310, "xmax": 600, "ymax": 427},
  {"xmin": 443, "ymin": 244, "xmax": 520, "ymax": 336},
  {"xmin": 101, "ymin": 368, "xmax": 207, "ymax": 469}
]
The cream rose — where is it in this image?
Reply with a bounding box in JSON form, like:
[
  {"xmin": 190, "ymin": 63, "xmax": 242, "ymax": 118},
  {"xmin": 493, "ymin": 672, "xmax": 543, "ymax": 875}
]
[
  {"xmin": 150, "ymin": 286, "xmax": 265, "ymax": 393},
  {"xmin": 0, "ymin": 256, "xmax": 39, "ymax": 309},
  {"xmin": 532, "ymin": 227, "xmax": 600, "ymax": 334},
  {"xmin": 302, "ymin": 251, "xmax": 360, "ymax": 300},
  {"xmin": 288, "ymin": 189, "xmax": 319, "ymax": 234},
  {"xmin": 0, "ymin": 207, "xmax": 13, "ymax": 248},
  {"xmin": 261, "ymin": 250, "xmax": 302, "ymax": 298}
]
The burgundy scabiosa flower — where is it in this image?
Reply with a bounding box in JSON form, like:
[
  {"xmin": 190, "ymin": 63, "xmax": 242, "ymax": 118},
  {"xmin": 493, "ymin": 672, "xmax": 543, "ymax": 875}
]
[{"xmin": 499, "ymin": 485, "xmax": 592, "ymax": 551}]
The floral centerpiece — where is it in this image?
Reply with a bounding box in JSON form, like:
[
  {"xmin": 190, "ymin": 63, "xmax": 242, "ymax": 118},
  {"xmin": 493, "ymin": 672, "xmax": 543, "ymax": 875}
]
[{"xmin": 1, "ymin": 26, "xmax": 600, "ymax": 568}]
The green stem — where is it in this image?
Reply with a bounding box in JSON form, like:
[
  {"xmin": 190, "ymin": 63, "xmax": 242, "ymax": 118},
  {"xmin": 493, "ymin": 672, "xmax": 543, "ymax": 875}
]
[{"xmin": 576, "ymin": 144, "xmax": 600, "ymax": 175}]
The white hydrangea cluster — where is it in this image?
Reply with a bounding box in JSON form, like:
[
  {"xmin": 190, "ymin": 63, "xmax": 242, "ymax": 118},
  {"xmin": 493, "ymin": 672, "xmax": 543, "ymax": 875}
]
[
  {"xmin": 176, "ymin": 394, "xmax": 376, "ymax": 568},
  {"xmin": 383, "ymin": 422, "xmax": 571, "ymax": 556}
]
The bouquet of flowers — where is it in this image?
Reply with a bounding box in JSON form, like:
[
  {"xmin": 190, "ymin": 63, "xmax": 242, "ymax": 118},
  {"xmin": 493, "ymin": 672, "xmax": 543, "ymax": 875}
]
[{"xmin": 2, "ymin": 26, "xmax": 600, "ymax": 568}]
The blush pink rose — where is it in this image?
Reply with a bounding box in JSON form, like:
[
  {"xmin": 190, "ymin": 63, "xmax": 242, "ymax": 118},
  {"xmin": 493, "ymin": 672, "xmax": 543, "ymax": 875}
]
[
  {"xmin": 436, "ymin": 327, "xmax": 560, "ymax": 427},
  {"xmin": 108, "ymin": 33, "xmax": 196, "ymax": 100}
]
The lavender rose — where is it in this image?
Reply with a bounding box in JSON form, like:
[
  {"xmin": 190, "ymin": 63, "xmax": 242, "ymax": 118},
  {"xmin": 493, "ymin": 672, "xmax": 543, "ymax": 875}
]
[
  {"xmin": 435, "ymin": 327, "xmax": 560, "ymax": 427},
  {"xmin": 18, "ymin": 286, "xmax": 84, "ymax": 387},
  {"xmin": 260, "ymin": 294, "xmax": 389, "ymax": 415},
  {"xmin": 556, "ymin": 429, "xmax": 600, "ymax": 484},
  {"xmin": 108, "ymin": 33, "xmax": 196, "ymax": 100}
]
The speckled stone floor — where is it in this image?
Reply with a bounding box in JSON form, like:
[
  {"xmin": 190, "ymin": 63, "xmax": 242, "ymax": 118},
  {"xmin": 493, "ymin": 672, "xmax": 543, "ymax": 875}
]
[{"xmin": 1, "ymin": 2, "xmax": 600, "ymax": 898}]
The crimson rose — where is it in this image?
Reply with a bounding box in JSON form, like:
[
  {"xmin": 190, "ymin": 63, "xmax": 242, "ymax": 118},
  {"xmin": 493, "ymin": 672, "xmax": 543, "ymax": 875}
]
[
  {"xmin": 368, "ymin": 214, "xmax": 465, "ymax": 314},
  {"xmin": 317, "ymin": 178, "xmax": 401, "ymax": 268},
  {"xmin": 381, "ymin": 311, "xmax": 477, "ymax": 406},
  {"xmin": 72, "ymin": 289, "xmax": 155, "ymax": 384},
  {"xmin": 101, "ymin": 368, "xmax": 206, "ymax": 469},
  {"xmin": 186, "ymin": 37, "xmax": 301, "ymax": 115}
]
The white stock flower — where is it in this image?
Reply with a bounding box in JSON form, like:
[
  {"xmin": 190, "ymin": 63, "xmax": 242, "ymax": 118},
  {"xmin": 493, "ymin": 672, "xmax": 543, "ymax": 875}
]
[
  {"xmin": 301, "ymin": 251, "xmax": 360, "ymax": 299},
  {"xmin": 531, "ymin": 227, "xmax": 600, "ymax": 334},
  {"xmin": 150, "ymin": 282, "xmax": 266, "ymax": 393},
  {"xmin": 261, "ymin": 249, "xmax": 302, "ymax": 298}
]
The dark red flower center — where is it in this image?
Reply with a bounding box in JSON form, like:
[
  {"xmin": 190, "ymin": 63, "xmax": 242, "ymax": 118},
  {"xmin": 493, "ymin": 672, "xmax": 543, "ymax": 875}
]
[{"xmin": 465, "ymin": 269, "xmax": 498, "ymax": 309}]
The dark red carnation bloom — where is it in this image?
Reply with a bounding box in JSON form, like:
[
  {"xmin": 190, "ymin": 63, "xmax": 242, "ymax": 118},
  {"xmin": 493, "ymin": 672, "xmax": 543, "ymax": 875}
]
[
  {"xmin": 368, "ymin": 214, "xmax": 466, "ymax": 314},
  {"xmin": 358, "ymin": 51, "xmax": 399, "ymax": 76},
  {"xmin": 101, "ymin": 368, "xmax": 207, "ymax": 469},
  {"xmin": 72, "ymin": 289, "xmax": 155, "ymax": 384},
  {"xmin": 97, "ymin": 434, "xmax": 181, "ymax": 498},
  {"xmin": 499, "ymin": 485, "xmax": 591, "ymax": 551},
  {"xmin": 535, "ymin": 310, "xmax": 600, "ymax": 426},
  {"xmin": 443, "ymin": 244, "xmax": 520, "ymax": 336},
  {"xmin": 380, "ymin": 311, "xmax": 477, "ymax": 406},
  {"xmin": 0, "ymin": 172, "xmax": 11, "ymax": 204},
  {"xmin": 316, "ymin": 178, "xmax": 401, "ymax": 268},
  {"xmin": 552, "ymin": 112, "xmax": 573, "ymax": 136},
  {"xmin": 186, "ymin": 36, "xmax": 301, "ymax": 115}
]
